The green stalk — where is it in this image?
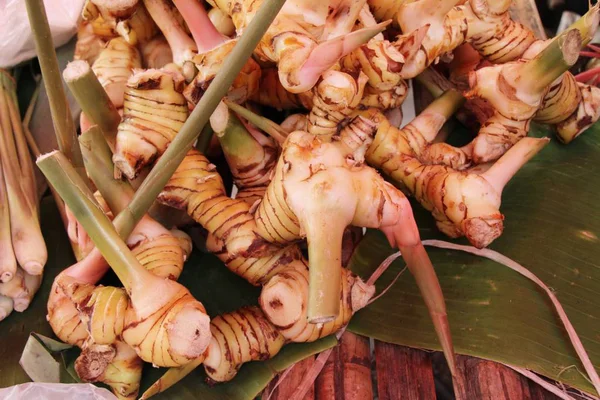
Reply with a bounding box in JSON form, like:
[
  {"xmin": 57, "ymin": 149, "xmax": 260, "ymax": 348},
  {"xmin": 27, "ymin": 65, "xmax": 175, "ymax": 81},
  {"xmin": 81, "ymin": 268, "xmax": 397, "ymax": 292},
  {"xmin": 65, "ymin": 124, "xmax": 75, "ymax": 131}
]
[
  {"xmin": 567, "ymin": 3, "xmax": 600, "ymax": 47},
  {"xmin": 36, "ymin": 151, "xmax": 149, "ymax": 291},
  {"xmin": 79, "ymin": 127, "xmax": 135, "ymax": 214},
  {"xmin": 414, "ymin": 68, "xmax": 454, "ymax": 98},
  {"xmin": 122, "ymin": 0, "xmax": 286, "ymax": 224},
  {"xmin": 195, "ymin": 124, "xmax": 214, "ymax": 155},
  {"xmin": 224, "ymin": 100, "xmax": 288, "ymax": 144},
  {"xmin": 24, "ymin": 0, "xmax": 87, "ymax": 183},
  {"xmin": 410, "ymin": 89, "xmax": 465, "ymax": 143},
  {"xmin": 517, "ymin": 29, "xmax": 582, "ymax": 96},
  {"xmin": 64, "ymin": 61, "xmax": 121, "ymax": 152},
  {"xmin": 210, "ymin": 101, "xmax": 264, "ymax": 164}
]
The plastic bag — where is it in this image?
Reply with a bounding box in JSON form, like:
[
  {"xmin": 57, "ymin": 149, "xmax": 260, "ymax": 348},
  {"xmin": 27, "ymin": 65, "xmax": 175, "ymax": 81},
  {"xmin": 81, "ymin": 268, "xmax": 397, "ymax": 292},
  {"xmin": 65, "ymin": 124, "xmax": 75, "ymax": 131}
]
[
  {"xmin": 0, "ymin": 382, "xmax": 116, "ymax": 399},
  {"xmin": 0, "ymin": 0, "xmax": 85, "ymax": 68}
]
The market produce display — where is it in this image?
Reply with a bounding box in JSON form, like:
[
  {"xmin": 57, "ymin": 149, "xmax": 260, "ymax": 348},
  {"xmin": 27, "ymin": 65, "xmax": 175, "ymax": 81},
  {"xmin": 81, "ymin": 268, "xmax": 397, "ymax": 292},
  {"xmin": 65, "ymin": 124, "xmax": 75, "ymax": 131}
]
[{"xmin": 3, "ymin": 0, "xmax": 600, "ymax": 398}]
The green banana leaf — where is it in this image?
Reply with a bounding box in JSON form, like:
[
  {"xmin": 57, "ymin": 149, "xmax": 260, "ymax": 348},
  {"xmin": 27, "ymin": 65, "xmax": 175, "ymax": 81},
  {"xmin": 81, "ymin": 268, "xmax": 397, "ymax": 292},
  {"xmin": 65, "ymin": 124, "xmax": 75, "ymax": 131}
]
[
  {"xmin": 348, "ymin": 122, "xmax": 600, "ymax": 395},
  {"xmin": 2, "ymin": 197, "xmax": 335, "ymax": 399}
]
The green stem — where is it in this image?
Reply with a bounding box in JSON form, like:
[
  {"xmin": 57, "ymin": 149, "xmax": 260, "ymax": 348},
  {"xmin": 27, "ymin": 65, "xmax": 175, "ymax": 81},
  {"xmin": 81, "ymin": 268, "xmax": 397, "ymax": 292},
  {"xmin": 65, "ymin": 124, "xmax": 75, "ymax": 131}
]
[
  {"xmin": 224, "ymin": 100, "xmax": 288, "ymax": 144},
  {"xmin": 79, "ymin": 127, "xmax": 135, "ymax": 214},
  {"xmin": 567, "ymin": 3, "xmax": 600, "ymax": 47},
  {"xmin": 23, "ymin": 79, "xmax": 41, "ymax": 129},
  {"xmin": 24, "ymin": 0, "xmax": 87, "ymax": 183},
  {"xmin": 36, "ymin": 151, "xmax": 148, "ymax": 291},
  {"xmin": 410, "ymin": 89, "xmax": 465, "ymax": 143},
  {"xmin": 195, "ymin": 124, "xmax": 214, "ymax": 155},
  {"xmin": 517, "ymin": 29, "xmax": 582, "ymax": 95},
  {"xmin": 64, "ymin": 61, "xmax": 121, "ymax": 152},
  {"xmin": 122, "ymin": 0, "xmax": 287, "ymax": 224},
  {"xmin": 415, "ymin": 68, "xmax": 455, "ymax": 98},
  {"xmin": 211, "ymin": 101, "xmax": 263, "ymax": 164}
]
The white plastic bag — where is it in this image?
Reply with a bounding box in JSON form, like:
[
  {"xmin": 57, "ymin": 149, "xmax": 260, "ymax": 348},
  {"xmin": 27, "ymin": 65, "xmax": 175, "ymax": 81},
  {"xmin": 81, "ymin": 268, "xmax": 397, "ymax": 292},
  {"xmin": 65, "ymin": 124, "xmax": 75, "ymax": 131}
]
[
  {"xmin": 0, "ymin": 0, "xmax": 86, "ymax": 68},
  {"xmin": 0, "ymin": 382, "xmax": 117, "ymax": 400}
]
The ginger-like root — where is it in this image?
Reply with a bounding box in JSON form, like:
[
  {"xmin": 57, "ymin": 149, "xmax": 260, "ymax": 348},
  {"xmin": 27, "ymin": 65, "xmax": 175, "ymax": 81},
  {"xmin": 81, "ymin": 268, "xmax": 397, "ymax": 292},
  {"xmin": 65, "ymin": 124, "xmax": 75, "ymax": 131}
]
[
  {"xmin": 210, "ymin": 101, "xmax": 278, "ymax": 189},
  {"xmin": 463, "ymin": 28, "xmax": 582, "ymax": 163},
  {"xmin": 128, "ymin": 219, "xmax": 188, "ymax": 280},
  {"xmin": 89, "ymin": 15, "xmax": 119, "ymax": 40},
  {"xmin": 249, "ymin": 68, "xmax": 314, "ymax": 110},
  {"xmin": 88, "ymin": 0, "xmax": 140, "ymax": 21},
  {"xmin": 523, "ymin": 38, "xmax": 600, "ymax": 143},
  {"xmin": 253, "ymin": 125, "xmax": 439, "ymax": 324},
  {"xmin": 116, "ymin": 3, "xmax": 158, "ymax": 45},
  {"xmin": 113, "ymin": 68, "xmax": 188, "ymax": 179},
  {"xmin": 259, "ymin": 260, "xmax": 374, "ymax": 342},
  {"xmin": 143, "ymin": 0, "xmax": 197, "ymax": 65},
  {"xmin": 361, "ymin": 90, "xmax": 469, "ymax": 169},
  {"xmin": 308, "ymin": 70, "xmax": 367, "ymax": 140},
  {"xmin": 86, "ymin": 0, "xmax": 158, "ymax": 46},
  {"xmin": 396, "ymin": 0, "xmax": 467, "ymax": 78},
  {"xmin": 341, "ymin": 24, "xmax": 428, "ymax": 93},
  {"xmin": 75, "ymin": 340, "xmax": 143, "ymax": 400},
  {"xmin": 92, "ymin": 37, "xmax": 142, "ymax": 108},
  {"xmin": 184, "ymin": 39, "xmax": 261, "ymax": 105},
  {"xmin": 556, "ymin": 83, "xmax": 600, "ymax": 143},
  {"xmin": 235, "ymin": 186, "xmax": 267, "ymax": 207},
  {"xmin": 366, "ymin": 115, "xmax": 550, "ymax": 247},
  {"xmin": 121, "ymin": 281, "xmax": 210, "ymax": 367},
  {"xmin": 158, "ymin": 150, "xmax": 298, "ymax": 286},
  {"xmin": 203, "ymin": 306, "xmax": 285, "ymax": 382},
  {"xmin": 74, "ymin": 22, "xmax": 105, "ymax": 65},
  {"xmin": 462, "ymin": 0, "xmax": 536, "ymax": 63},
  {"xmin": 210, "ymin": 0, "xmax": 387, "ymax": 92},
  {"xmin": 208, "ymin": 8, "xmax": 235, "ymax": 37},
  {"xmin": 141, "ymin": 36, "xmax": 173, "ymax": 69},
  {"xmin": 59, "ymin": 278, "xmax": 128, "ymax": 346}
]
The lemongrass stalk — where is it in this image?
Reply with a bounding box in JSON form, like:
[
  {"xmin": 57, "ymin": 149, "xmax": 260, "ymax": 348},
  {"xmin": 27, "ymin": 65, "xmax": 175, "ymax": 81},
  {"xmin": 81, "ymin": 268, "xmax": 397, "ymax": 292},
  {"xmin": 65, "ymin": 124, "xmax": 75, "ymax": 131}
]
[
  {"xmin": 1, "ymin": 73, "xmax": 37, "ymax": 208},
  {"xmin": 24, "ymin": 0, "xmax": 87, "ymax": 182},
  {"xmin": 122, "ymin": 0, "xmax": 287, "ymax": 225},
  {"xmin": 513, "ymin": 29, "xmax": 582, "ymax": 96},
  {"xmin": 13, "ymin": 271, "xmax": 42, "ymax": 312},
  {"xmin": 21, "ymin": 84, "xmax": 82, "ymax": 258},
  {"xmin": 37, "ymin": 151, "xmax": 211, "ymax": 366},
  {"xmin": 36, "ymin": 152, "xmax": 141, "ymax": 285},
  {"xmin": 0, "ymin": 268, "xmax": 27, "ymax": 299},
  {"xmin": 0, "ymin": 295, "xmax": 13, "ymax": 321},
  {"xmin": 64, "ymin": 61, "xmax": 121, "ymax": 152},
  {"xmin": 0, "ymin": 82, "xmax": 47, "ymax": 275},
  {"xmin": 0, "ymin": 159, "xmax": 17, "ymax": 283},
  {"xmin": 80, "ymin": 127, "xmax": 134, "ymax": 215},
  {"xmin": 194, "ymin": 124, "xmax": 214, "ymax": 155}
]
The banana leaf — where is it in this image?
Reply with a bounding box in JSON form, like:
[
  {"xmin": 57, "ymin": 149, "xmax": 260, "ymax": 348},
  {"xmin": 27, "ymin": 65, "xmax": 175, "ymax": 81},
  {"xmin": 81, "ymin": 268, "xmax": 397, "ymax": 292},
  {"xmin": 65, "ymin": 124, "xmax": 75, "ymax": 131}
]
[
  {"xmin": 348, "ymin": 122, "xmax": 600, "ymax": 395},
  {"xmin": 2, "ymin": 197, "xmax": 335, "ymax": 399}
]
